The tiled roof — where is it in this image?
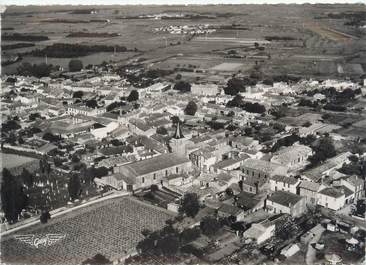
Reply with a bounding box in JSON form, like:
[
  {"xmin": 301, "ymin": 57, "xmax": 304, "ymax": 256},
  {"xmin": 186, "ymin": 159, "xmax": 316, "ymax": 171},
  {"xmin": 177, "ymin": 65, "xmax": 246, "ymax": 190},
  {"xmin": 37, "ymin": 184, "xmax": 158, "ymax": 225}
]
[
  {"xmin": 117, "ymin": 153, "xmax": 190, "ymax": 178},
  {"xmin": 271, "ymin": 175, "xmax": 299, "ymax": 185},
  {"xmin": 319, "ymin": 187, "xmax": 344, "ymax": 198},
  {"xmin": 268, "ymin": 191, "xmax": 303, "ymax": 207}
]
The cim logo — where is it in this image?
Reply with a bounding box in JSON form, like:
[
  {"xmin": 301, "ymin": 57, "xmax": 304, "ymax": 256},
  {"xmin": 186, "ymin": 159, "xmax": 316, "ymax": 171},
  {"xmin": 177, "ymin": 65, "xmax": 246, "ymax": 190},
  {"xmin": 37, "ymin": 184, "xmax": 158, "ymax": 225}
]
[{"xmin": 14, "ymin": 234, "xmax": 66, "ymax": 248}]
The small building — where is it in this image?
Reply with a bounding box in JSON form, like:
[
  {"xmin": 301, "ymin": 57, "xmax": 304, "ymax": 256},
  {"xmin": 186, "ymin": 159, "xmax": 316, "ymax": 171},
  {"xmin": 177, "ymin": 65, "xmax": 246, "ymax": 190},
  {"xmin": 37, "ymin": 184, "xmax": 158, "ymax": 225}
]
[
  {"xmin": 270, "ymin": 144, "xmax": 312, "ymax": 170},
  {"xmin": 243, "ymin": 220, "xmax": 275, "ymax": 244},
  {"xmin": 269, "ymin": 175, "xmax": 300, "ymax": 194},
  {"xmin": 241, "ymin": 159, "xmax": 287, "ymax": 180},
  {"xmin": 217, "ymin": 204, "xmax": 245, "ymax": 221},
  {"xmin": 191, "ymin": 83, "xmax": 220, "ymax": 96},
  {"xmin": 298, "ymin": 180, "xmax": 324, "ymax": 205},
  {"xmin": 280, "ymin": 243, "xmax": 300, "ymax": 258},
  {"xmin": 333, "ymin": 175, "xmax": 364, "ymax": 201},
  {"xmin": 317, "ymin": 187, "xmax": 346, "ymax": 211},
  {"xmin": 266, "ymin": 191, "xmax": 306, "ymax": 217}
]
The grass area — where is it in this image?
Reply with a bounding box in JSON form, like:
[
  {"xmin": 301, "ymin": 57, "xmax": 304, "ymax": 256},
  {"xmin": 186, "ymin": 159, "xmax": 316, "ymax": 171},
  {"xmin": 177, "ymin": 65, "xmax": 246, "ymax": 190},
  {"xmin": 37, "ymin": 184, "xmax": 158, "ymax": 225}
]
[{"xmin": 1, "ymin": 197, "xmax": 176, "ymax": 265}]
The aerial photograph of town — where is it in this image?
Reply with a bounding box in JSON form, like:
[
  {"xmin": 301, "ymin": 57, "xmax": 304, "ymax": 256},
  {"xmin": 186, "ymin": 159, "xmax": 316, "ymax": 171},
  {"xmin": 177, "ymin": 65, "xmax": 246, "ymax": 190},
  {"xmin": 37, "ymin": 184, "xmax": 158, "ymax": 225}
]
[{"xmin": 0, "ymin": 1, "xmax": 365, "ymax": 265}]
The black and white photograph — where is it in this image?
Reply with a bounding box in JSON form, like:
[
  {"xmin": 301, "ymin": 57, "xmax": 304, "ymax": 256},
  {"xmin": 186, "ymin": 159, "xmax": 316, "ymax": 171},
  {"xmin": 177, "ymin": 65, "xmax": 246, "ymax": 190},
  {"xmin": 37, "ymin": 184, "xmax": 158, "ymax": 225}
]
[{"xmin": 0, "ymin": 0, "xmax": 365, "ymax": 264}]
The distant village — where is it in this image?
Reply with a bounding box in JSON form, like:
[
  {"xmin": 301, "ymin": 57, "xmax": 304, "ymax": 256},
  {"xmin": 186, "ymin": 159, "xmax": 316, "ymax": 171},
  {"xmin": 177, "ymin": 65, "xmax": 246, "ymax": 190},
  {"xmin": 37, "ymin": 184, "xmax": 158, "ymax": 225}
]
[{"xmin": 1, "ymin": 58, "xmax": 365, "ymax": 265}]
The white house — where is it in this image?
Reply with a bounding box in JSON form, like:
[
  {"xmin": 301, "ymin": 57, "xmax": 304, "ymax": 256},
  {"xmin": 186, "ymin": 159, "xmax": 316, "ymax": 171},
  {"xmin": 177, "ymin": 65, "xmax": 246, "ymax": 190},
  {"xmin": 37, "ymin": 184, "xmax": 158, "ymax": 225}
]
[
  {"xmin": 266, "ymin": 191, "xmax": 306, "ymax": 217},
  {"xmin": 91, "ymin": 121, "xmax": 119, "ymax": 140},
  {"xmin": 317, "ymin": 187, "xmax": 346, "ymax": 211},
  {"xmin": 270, "ymin": 144, "xmax": 312, "ymax": 170},
  {"xmin": 191, "ymin": 83, "xmax": 220, "ymax": 96},
  {"xmin": 243, "ymin": 220, "xmax": 275, "ymax": 244},
  {"xmin": 269, "ymin": 175, "xmax": 300, "ymax": 194}
]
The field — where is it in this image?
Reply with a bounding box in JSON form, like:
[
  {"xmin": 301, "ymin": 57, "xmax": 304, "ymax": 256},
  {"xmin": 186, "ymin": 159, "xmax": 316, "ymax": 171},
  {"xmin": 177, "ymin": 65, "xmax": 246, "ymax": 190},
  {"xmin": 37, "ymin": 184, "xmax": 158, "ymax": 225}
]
[
  {"xmin": 0, "ymin": 152, "xmax": 37, "ymax": 170},
  {"xmin": 1, "ymin": 196, "xmax": 176, "ymax": 265},
  {"xmin": 2, "ymin": 4, "xmax": 365, "ymax": 78}
]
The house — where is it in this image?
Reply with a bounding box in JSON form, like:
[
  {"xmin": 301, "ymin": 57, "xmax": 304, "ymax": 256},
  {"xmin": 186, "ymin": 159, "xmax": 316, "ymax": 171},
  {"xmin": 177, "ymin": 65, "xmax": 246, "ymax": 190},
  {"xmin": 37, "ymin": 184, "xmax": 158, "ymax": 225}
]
[
  {"xmin": 298, "ymin": 180, "xmax": 324, "ymax": 205},
  {"xmin": 266, "ymin": 191, "xmax": 306, "ymax": 217},
  {"xmin": 193, "ymin": 172, "xmax": 236, "ymax": 194},
  {"xmin": 234, "ymin": 191, "xmax": 264, "ymax": 213},
  {"xmin": 217, "ymin": 204, "xmax": 245, "ymax": 221},
  {"xmin": 211, "ymin": 156, "xmax": 249, "ymax": 173},
  {"xmin": 67, "ymin": 104, "xmax": 106, "ymax": 117},
  {"xmin": 333, "ymin": 175, "xmax": 364, "ymax": 201},
  {"xmin": 280, "ymin": 243, "xmax": 300, "ymax": 258},
  {"xmin": 243, "ymin": 219, "xmax": 276, "ymax": 244},
  {"xmin": 241, "ymin": 159, "xmax": 287, "ymax": 180},
  {"xmin": 90, "ymin": 121, "xmax": 119, "ymax": 140},
  {"xmin": 228, "ymin": 136, "xmax": 260, "ymax": 150},
  {"xmin": 128, "ymin": 118, "xmax": 156, "ymax": 137},
  {"xmin": 191, "ymin": 83, "xmax": 220, "ymax": 96},
  {"xmin": 112, "ymin": 153, "xmax": 192, "ymax": 191},
  {"xmin": 302, "ymin": 152, "xmax": 352, "ymax": 183},
  {"xmin": 270, "ymin": 144, "xmax": 312, "ymax": 170},
  {"xmin": 239, "ymin": 175, "xmax": 267, "ymax": 195},
  {"xmin": 269, "ymin": 175, "xmax": 300, "ymax": 194},
  {"xmin": 189, "ymin": 146, "xmax": 217, "ymax": 172},
  {"xmin": 317, "ymin": 187, "xmax": 347, "ymax": 211}
]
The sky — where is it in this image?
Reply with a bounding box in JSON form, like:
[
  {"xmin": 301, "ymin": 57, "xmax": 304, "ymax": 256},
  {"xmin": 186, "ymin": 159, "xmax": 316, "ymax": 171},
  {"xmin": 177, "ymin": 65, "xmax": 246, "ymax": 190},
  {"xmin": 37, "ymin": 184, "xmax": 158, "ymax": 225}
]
[{"xmin": 1, "ymin": 0, "xmax": 365, "ymax": 6}]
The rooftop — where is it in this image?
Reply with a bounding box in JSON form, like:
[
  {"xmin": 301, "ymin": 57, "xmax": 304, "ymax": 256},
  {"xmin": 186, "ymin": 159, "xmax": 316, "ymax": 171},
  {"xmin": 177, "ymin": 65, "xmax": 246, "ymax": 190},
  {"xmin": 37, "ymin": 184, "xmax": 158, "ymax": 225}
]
[
  {"xmin": 116, "ymin": 153, "xmax": 190, "ymax": 178},
  {"xmin": 270, "ymin": 175, "xmax": 299, "ymax": 185},
  {"xmin": 268, "ymin": 191, "xmax": 303, "ymax": 207}
]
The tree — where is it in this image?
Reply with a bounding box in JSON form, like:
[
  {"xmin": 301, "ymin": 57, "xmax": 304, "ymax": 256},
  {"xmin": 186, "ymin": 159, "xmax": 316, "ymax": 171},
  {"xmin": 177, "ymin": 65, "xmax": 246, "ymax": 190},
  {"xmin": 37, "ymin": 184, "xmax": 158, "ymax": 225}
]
[
  {"xmin": 73, "ymin": 91, "xmax": 84, "ymax": 99},
  {"xmin": 243, "ymin": 102, "xmax": 266, "ymax": 114},
  {"xmin": 156, "ymin": 126, "xmax": 168, "ymax": 135},
  {"xmin": 2, "ymin": 120, "xmax": 21, "ymax": 133},
  {"xmin": 17, "ymin": 62, "xmax": 53, "ymax": 78},
  {"xmin": 71, "ymin": 154, "xmax": 80, "ymax": 163},
  {"xmin": 179, "ymin": 193, "xmax": 200, "ymax": 218},
  {"xmin": 29, "ymin": 112, "xmax": 41, "ymax": 121},
  {"xmin": 127, "ymin": 90, "xmax": 139, "ymax": 102},
  {"xmin": 181, "ymin": 227, "xmax": 201, "ymax": 243},
  {"xmin": 309, "ymin": 136, "xmax": 336, "ymax": 165},
  {"xmin": 86, "ymin": 99, "xmax": 98, "ymax": 109},
  {"xmin": 224, "ymin": 78, "xmax": 246, "ymax": 96},
  {"xmin": 82, "ymin": 254, "xmax": 112, "ymax": 265},
  {"xmin": 40, "ymin": 211, "xmax": 51, "ymax": 224},
  {"xmin": 173, "ymin": 81, "xmax": 191, "ymax": 92},
  {"xmin": 21, "ymin": 168, "xmax": 34, "ymax": 187},
  {"xmin": 175, "ymin": 73, "xmax": 182, "ymax": 80},
  {"xmin": 156, "ymin": 236, "xmax": 180, "ymax": 255},
  {"xmin": 200, "ymin": 216, "xmax": 221, "ymax": 236},
  {"xmin": 227, "ymin": 94, "xmax": 244, "ymax": 108},
  {"xmin": 1, "ymin": 168, "xmax": 28, "ymax": 223},
  {"xmin": 225, "ymin": 188, "xmax": 234, "ymax": 196},
  {"xmin": 271, "ymin": 105, "xmax": 288, "ymax": 119},
  {"xmin": 68, "ymin": 59, "xmax": 83, "ymax": 72},
  {"xmin": 43, "ymin": 132, "xmax": 60, "ymax": 142},
  {"xmin": 68, "ymin": 174, "xmax": 81, "ymax": 201},
  {"xmin": 184, "ymin": 101, "xmax": 198, "ymax": 116}
]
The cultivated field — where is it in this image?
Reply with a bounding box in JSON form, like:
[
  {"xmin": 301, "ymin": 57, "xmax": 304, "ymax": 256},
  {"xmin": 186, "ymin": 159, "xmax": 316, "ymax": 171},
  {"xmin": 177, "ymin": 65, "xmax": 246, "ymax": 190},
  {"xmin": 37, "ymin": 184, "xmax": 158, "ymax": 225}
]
[{"xmin": 1, "ymin": 196, "xmax": 176, "ymax": 265}]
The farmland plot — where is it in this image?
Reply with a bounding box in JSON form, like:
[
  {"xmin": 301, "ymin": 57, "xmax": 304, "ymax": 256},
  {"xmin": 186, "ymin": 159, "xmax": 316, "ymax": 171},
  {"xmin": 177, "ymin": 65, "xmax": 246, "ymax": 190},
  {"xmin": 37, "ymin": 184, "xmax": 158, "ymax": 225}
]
[{"xmin": 1, "ymin": 196, "xmax": 176, "ymax": 265}]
